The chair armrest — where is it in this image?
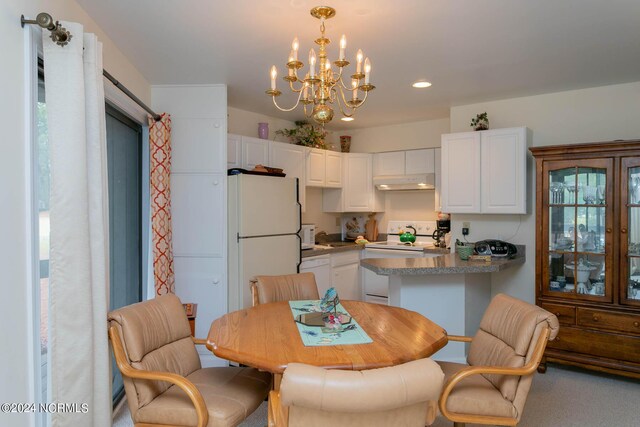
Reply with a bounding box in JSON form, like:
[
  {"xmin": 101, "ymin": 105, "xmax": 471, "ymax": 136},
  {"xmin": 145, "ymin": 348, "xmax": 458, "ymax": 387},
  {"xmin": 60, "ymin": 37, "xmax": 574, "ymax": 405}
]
[
  {"xmin": 447, "ymin": 335, "xmax": 473, "ymax": 342},
  {"xmin": 250, "ymin": 280, "xmax": 259, "ymax": 307},
  {"xmin": 438, "ymin": 327, "xmax": 550, "ymax": 425},
  {"xmin": 109, "ymin": 326, "xmax": 209, "ymax": 427},
  {"xmin": 192, "ymin": 337, "xmax": 208, "ymax": 346},
  {"xmin": 267, "ymin": 390, "xmax": 289, "ymax": 427}
]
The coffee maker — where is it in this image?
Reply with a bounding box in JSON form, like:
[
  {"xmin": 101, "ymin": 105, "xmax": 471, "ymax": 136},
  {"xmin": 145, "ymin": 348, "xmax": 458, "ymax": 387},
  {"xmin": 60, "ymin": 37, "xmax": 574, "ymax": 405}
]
[{"xmin": 432, "ymin": 219, "xmax": 451, "ymax": 248}]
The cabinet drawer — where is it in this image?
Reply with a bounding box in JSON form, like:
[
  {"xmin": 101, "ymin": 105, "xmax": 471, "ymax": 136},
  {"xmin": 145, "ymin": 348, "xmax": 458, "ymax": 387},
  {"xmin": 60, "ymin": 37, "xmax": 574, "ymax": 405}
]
[
  {"xmin": 548, "ymin": 326, "xmax": 640, "ymax": 364},
  {"xmin": 331, "ymin": 250, "xmax": 361, "ymax": 267},
  {"xmin": 541, "ymin": 303, "xmax": 575, "ymax": 326},
  {"xmin": 577, "ymin": 308, "xmax": 640, "ymax": 336}
]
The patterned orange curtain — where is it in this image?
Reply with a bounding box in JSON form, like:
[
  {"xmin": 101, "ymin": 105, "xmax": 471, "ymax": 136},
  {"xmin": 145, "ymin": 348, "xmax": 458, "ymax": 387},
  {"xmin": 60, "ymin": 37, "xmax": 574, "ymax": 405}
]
[{"xmin": 149, "ymin": 114, "xmax": 175, "ymax": 295}]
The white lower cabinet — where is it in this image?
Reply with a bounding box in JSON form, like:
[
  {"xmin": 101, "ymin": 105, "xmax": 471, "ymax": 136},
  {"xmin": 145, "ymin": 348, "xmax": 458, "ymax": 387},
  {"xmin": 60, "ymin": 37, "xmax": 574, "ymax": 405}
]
[
  {"xmin": 330, "ymin": 251, "xmax": 361, "ymax": 300},
  {"xmin": 300, "ymin": 255, "xmax": 331, "ymax": 295}
]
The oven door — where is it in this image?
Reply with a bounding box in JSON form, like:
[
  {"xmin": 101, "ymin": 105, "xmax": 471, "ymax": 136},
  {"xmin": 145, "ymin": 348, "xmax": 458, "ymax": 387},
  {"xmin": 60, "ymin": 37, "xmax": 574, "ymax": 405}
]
[{"xmin": 362, "ymin": 248, "xmax": 425, "ymax": 301}]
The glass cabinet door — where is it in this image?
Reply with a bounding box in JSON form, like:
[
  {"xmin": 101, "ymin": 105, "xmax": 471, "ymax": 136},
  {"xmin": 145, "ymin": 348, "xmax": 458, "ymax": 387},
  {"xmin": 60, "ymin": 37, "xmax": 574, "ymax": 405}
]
[
  {"xmin": 621, "ymin": 158, "xmax": 640, "ymax": 306},
  {"xmin": 543, "ymin": 159, "xmax": 613, "ymax": 300}
]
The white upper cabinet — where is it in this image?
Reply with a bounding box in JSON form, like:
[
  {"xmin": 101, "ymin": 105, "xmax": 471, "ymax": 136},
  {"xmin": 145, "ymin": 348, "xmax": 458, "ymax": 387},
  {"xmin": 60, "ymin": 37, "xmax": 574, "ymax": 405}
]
[
  {"xmin": 373, "ymin": 151, "xmax": 405, "ymax": 176},
  {"xmin": 241, "ymin": 136, "xmax": 269, "ymax": 170},
  {"xmin": 373, "ymin": 149, "xmax": 435, "ymax": 176},
  {"xmin": 227, "ymin": 134, "xmax": 271, "ymax": 170},
  {"xmin": 434, "ymin": 148, "xmax": 442, "ymax": 212},
  {"xmin": 441, "ymin": 127, "xmax": 527, "ymax": 214},
  {"xmin": 269, "ymin": 142, "xmax": 307, "ymax": 212},
  {"xmin": 325, "ymin": 151, "xmax": 342, "ymax": 188},
  {"xmin": 306, "ymin": 148, "xmax": 326, "ymax": 187},
  {"xmin": 323, "ymin": 153, "xmax": 384, "ymax": 212},
  {"xmin": 227, "ymin": 134, "xmax": 241, "ymax": 169},
  {"xmin": 405, "ymin": 149, "xmax": 435, "ymax": 175},
  {"xmin": 306, "ymin": 148, "xmax": 343, "ymax": 188}
]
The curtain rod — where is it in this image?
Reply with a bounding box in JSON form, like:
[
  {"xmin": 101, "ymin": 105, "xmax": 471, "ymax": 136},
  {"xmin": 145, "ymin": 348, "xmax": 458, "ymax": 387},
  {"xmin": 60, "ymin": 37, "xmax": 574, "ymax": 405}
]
[{"xmin": 23, "ymin": 13, "xmax": 162, "ymax": 122}]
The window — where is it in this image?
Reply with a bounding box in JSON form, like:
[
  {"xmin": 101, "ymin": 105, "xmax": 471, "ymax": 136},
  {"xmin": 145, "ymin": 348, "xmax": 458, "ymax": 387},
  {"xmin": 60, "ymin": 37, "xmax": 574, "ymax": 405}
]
[{"xmin": 106, "ymin": 104, "xmax": 144, "ymax": 403}]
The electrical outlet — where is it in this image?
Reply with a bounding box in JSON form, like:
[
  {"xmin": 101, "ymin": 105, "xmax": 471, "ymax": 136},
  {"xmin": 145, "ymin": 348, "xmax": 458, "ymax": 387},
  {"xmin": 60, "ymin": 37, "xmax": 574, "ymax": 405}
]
[{"xmin": 462, "ymin": 222, "xmax": 470, "ymax": 236}]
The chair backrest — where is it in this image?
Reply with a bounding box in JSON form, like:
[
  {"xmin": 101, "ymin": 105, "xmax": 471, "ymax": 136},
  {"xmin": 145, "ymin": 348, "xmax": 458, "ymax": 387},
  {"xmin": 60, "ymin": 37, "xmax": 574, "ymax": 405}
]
[
  {"xmin": 280, "ymin": 358, "xmax": 444, "ymax": 427},
  {"xmin": 253, "ymin": 272, "xmax": 320, "ymax": 305},
  {"xmin": 108, "ymin": 294, "xmax": 201, "ymax": 415},
  {"xmin": 467, "ymin": 293, "xmax": 559, "ymax": 407}
]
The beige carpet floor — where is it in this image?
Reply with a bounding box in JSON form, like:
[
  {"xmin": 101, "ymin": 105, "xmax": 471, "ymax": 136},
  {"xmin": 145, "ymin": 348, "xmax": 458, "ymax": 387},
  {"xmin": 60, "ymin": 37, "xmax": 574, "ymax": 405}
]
[{"xmin": 113, "ymin": 363, "xmax": 640, "ymax": 426}]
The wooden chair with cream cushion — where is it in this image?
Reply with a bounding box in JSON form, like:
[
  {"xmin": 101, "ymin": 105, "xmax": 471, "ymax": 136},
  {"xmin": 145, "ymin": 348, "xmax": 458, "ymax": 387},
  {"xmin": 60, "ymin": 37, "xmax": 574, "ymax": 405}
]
[
  {"xmin": 251, "ymin": 272, "xmax": 320, "ymax": 306},
  {"xmin": 437, "ymin": 293, "xmax": 559, "ymax": 427},
  {"xmin": 268, "ymin": 358, "xmax": 445, "ymax": 427},
  {"xmin": 108, "ymin": 294, "xmax": 272, "ymax": 427}
]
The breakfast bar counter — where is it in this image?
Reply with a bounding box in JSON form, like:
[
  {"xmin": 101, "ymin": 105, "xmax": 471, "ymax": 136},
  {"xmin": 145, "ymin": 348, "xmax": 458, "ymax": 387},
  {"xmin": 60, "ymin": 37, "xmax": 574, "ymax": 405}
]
[
  {"xmin": 360, "ymin": 250, "xmax": 525, "ymax": 363},
  {"xmin": 359, "ymin": 251, "xmax": 524, "ymax": 275}
]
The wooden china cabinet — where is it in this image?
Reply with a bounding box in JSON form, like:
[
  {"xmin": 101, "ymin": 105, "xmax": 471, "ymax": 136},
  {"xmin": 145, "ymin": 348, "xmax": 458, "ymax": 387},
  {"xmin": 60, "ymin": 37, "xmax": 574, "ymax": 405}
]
[{"xmin": 531, "ymin": 140, "xmax": 640, "ymax": 379}]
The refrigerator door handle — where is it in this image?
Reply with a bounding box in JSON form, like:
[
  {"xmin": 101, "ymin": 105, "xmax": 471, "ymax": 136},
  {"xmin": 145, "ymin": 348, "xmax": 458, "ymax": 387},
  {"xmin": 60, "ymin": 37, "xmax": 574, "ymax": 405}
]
[{"xmin": 296, "ymin": 233, "xmax": 302, "ymax": 273}]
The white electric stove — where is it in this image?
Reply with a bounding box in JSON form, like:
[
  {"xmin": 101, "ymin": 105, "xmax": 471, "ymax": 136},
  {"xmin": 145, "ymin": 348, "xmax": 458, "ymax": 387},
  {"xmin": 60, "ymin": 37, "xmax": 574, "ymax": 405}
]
[
  {"xmin": 365, "ymin": 221, "xmax": 437, "ymax": 252},
  {"xmin": 363, "ymin": 221, "xmax": 438, "ymax": 305}
]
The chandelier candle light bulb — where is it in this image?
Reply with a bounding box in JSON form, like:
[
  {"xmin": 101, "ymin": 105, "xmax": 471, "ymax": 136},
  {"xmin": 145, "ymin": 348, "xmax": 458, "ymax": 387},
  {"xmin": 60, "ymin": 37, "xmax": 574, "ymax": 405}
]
[
  {"xmin": 270, "ymin": 66, "xmax": 277, "ymax": 91},
  {"xmin": 265, "ymin": 5, "xmax": 375, "ymax": 124}
]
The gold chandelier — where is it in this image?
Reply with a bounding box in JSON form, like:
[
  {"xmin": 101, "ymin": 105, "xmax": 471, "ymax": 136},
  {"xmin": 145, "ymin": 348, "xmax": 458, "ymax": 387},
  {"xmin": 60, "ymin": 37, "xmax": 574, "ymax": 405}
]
[{"xmin": 266, "ymin": 6, "xmax": 375, "ymax": 125}]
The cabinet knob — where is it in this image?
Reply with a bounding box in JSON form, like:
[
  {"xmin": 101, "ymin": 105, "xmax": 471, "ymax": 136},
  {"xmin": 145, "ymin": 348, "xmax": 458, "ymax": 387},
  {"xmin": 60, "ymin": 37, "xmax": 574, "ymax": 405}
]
[
  {"xmin": 555, "ymin": 312, "xmax": 561, "ymax": 317},
  {"xmin": 606, "ymin": 227, "xmax": 613, "ymax": 233},
  {"xmin": 213, "ymin": 180, "xmax": 219, "ymax": 186},
  {"xmin": 214, "ymin": 123, "xmax": 220, "ymax": 128},
  {"xmin": 634, "ymin": 321, "xmax": 639, "ymax": 328},
  {"xmin": 622, "ymin": 228, "xmax": 628, "ymax": 234},
  {"xmin": 212, "ymin": 278, "xmax": 220, "ymax": 285},
  {"xmin": 592, "ymin": 315, "xmax": 599, "ymax": 322}
]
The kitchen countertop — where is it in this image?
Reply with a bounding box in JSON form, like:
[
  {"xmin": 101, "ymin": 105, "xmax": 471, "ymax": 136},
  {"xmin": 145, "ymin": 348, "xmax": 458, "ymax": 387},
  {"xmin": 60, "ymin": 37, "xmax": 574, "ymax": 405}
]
[
  {"xmin": 301, "ymin": 242, "xmax": 451, "ymax": 258},
  {"xmin": 360, "ymin": 251, "xmax": 525, "ymax": 275}
]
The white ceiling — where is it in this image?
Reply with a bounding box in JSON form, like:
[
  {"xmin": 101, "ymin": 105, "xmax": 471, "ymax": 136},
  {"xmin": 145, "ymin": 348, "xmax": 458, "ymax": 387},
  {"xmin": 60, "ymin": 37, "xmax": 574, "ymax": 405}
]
[{"xmin": 76, "ymin": 0, "xmax": 640, "ymax": 130}]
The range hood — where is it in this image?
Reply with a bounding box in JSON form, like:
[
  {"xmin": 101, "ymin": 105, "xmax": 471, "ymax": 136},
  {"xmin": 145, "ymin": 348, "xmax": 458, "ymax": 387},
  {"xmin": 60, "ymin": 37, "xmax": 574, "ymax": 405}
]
[{"xmin": 373, "ymin": 173, "xmax": 435, "ymax": 191}]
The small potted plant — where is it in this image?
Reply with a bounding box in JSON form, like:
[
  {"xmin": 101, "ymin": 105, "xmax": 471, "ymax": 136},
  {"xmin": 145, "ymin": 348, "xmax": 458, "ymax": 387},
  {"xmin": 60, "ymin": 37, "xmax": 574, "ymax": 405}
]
[
  {"xmin": 470, "ymin": 112, "xmax": 489, "ymax": 131},
  {"xmin": 275, "ymin": 120, "xmax": 332, "ymax": 150}
]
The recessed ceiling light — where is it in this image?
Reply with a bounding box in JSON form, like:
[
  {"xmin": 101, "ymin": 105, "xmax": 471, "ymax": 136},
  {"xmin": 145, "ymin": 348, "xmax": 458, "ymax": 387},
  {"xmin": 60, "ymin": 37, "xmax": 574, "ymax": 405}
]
[
  {"xmin": 412, "ymin": 81, "xmax": 432, "ymax": 88},
  {"xmin": 341, "ymin": 117, "xmax": 354, "ymax": 122}
]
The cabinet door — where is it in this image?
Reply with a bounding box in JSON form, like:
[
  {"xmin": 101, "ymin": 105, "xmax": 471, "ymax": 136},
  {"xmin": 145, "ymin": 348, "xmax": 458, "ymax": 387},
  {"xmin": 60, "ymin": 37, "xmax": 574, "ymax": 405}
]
[
  {"xmin": 269, "ymin": 142, "xmax": 306, "ymax": 211},
  {"xmin": 344, "ymin": 154, "xmax": 374, "ymax": 211},
  {"xmin": 542, "ymin": 159, "xmax": 613, "ymax": 302},
  {"xmin": 172, "ymin": 118, "xmax": 225, "ymax": 174},
  {"xmin": 405, "ymin": 149, "xmax": 435, "ymax": 175},
  {"xmin": 306, "ymin": 148, "xmax": 326, "ymax": 187},
  {"xmin": 621, "ymin": 158, "xmax": 640, "ymax": 307},
  {"xmin": 171, "ymin": 174, "xmax": 224, "ymax": 257},
  {"xmin": 332, "ymin": 263, "xmax": 360, "ymax": 300},
  {"xmin": 481, "ymin": 128, "xmax": 527, "ymax": 214},
  {"xmin": 434, "ymin": 148, "xmax": 442, "ymax": 212},
  {"xmin": 441, "ymin": 132, "xmax": 481, "ymax": 213},
  {"xmin": 325, "ymin": 151, "xmax": 343, "ymax": 188},
  {"xmin": 373, "ymin": 151, "xmax": 405, "ymax": 176},
  {"xmin": 227, "ymin": 134, "xmax": 241, "ymax": 168},
  {"xmin": 241, "ymin": 136, "xmax": 269, "ymax": 169}
]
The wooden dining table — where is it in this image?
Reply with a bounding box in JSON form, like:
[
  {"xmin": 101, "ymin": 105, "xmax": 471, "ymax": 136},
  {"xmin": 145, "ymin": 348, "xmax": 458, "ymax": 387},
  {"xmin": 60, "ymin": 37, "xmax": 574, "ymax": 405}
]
[{"xmin": 206, "ymin": 300, "xmax": 448, "ymax": 384}]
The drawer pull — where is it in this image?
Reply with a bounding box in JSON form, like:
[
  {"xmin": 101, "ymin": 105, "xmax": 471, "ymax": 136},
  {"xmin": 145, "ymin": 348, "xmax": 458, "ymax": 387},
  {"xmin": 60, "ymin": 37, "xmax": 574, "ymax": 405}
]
[
  {"xmin": 634, "ymin": 321, "xmax": 639, "ymax": 328},
  {"xmin": 606, "ymin": 227, "xmax": 612, "ymax": 233},
  {"xmin": 622, "ymin": 228, "xmax": 628, "ymax": 234},
  {"xmin": 555, "ymin": 312, "xmax": 561, "ymax": 317},
  {"xmin": 592, "ymin": 315, "xmax": 599, "ymax": 322}
]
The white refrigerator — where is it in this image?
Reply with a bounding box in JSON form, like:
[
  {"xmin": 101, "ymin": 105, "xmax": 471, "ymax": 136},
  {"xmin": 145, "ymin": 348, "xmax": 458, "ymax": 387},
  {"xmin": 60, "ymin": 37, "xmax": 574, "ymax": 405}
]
[{"xmin": 228, "ymin": 173, "xmax": 301, "ymax": 311}]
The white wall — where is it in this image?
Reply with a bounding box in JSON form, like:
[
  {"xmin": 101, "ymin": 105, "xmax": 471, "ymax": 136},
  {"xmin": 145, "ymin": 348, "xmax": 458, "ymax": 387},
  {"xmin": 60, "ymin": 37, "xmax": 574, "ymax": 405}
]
[
  {"xmin": 1, "ymin": 1, "xmax": 150, "ymax": 425},
  {"xmin": 448, "ymin": 81, "xmax": 640, "ymax": 303},
  {"xmin": 349, "ymin": 118, "xmax": 449, "ymax": 153}
]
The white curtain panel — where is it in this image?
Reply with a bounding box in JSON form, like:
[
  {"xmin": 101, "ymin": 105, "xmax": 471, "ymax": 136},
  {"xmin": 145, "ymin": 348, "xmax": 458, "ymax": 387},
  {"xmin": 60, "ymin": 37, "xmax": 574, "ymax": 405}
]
[{"xmin": 43, "ymin": 23, "xmax": 111, "ymax": 426}]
